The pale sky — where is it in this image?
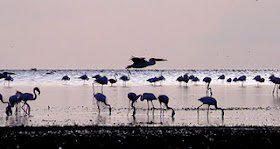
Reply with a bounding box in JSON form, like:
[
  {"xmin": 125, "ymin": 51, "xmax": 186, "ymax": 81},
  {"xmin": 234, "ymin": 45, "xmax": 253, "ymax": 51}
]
[{"xmin": 0, "ymin": 0, "xmax": 279, "ymax": 69}]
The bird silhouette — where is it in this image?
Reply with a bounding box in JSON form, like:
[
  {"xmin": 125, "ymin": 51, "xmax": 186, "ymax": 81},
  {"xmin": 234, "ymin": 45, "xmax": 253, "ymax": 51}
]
[
  {"xmin": 16, "ymin": 87, "xmax": 40, "ymax": 115},
  {"xmin": 203, "ymin": 77, "xmax": 213, "ymax": 96},
  {"xmin": 94, "ymin": 76, "xmax": 108, "ymax": 93},
  {"xmin": 127, "ymin": 92, "xmax": 142, "ymax": 118},
  {"xmin": 141, "ymin": 93, "xmax": 157, "ymax": 110},
  {"xmin": 176, "ymin": 76, "xmax": 184, "ymax": 85},
  {"xmin": 126, "ymin": 56, "xmax": 167, "ymax": 69},
  {"xmin": 226, "ymin": 78, "xmax": 232, "ymax": 83},
  {"xmin": 79, "ymin": 74, "xmax": 89, "ymax": 84},
  {"xmin": 108, "ymin": 73, "xmax": 118, "ymax": 86},
  {"xmin": 120, "ymin": 71, "xmax": 131, "ymax": 87},
  {"xmin": 218, "ymin": 74, "xmax": 225, "ymax": 80},
  {"xmin": 62, "ymin": 75, "xmax": 70, "ymax": 81},
  {"xmin": 0, "ymin": 72, "xmax": 15, "ymax": 79},
  {"xmin": 4, "ymin": 75, "xmax": 13, "ymax": 87},
  {"xmin": 158, "ymin": 95, "xmax": 175, "ymax": 117},
  {"xmin": 238, "ymin": 75, "xmax": 246, "ymax": 87},
  {"xmin": 0, "ymin": 94, "xmax": 13, "ymax": 116},
  {"xmin": 92, "ymin": 83, "xmax": 111, "ymax": 115},
  {"xmin": 269, "ymin": 75, "xmax": 280, "ymax": 95},
  {"xmin": 253, "ymin": 75, "xmax": 265, "ymax": 87},
  {"xmin": 197, "ymin": 96, "xmax": 224, "ymax": 119}
]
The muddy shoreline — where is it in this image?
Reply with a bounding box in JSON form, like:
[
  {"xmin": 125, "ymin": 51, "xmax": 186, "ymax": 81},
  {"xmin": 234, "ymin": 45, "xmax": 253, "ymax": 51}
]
[{"xmin": 1, "ymin": 126, "xmax": 280, "ymax": 148}]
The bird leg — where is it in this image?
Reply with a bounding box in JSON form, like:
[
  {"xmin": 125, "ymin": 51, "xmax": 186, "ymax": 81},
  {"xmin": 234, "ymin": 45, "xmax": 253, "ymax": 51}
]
[
  {"xmin": 96, "ymin": 101, "xmax": 100, "ymax": 113},
  {"xmin": 127, "ymin": 100, "xmax": 131, "ymax": 116},
  {"xmin": 151, "ymin": 101, "xmax": 155, "ymax": 110},
  {"xmin": 209, "ymin": 87, "xmax": 213, "ymax": 96},
  {"xmin": 273, "ymin": 84, "xmax": 276, "ymax": 94}
]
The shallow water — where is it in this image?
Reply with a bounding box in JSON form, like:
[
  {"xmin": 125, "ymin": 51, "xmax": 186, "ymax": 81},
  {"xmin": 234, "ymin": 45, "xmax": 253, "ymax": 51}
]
[{"xmin": 1, "ymin": 83, "xmax": 280, "ymax": 127}]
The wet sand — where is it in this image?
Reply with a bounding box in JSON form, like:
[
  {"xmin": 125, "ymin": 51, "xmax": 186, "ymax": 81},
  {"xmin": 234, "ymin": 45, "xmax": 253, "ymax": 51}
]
[{"xmin": 1, "ymin": 84, "xmax": 280, "ymax": 148}]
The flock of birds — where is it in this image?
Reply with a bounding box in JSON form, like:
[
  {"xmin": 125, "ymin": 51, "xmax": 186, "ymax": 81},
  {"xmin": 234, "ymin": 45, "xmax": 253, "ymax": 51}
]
[{"xmin": 1, "ymin": 56, "xmax": 279, "ymax": 121}]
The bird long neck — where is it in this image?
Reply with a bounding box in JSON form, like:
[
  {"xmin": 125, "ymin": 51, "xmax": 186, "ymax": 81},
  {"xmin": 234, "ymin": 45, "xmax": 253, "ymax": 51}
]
[
  {"xmin": 0, "ymin": 98, "xmax": 8, "ymax": 104},
  {"xmin": 33, "ymin": 88, "xmax": 38, "ymax": 100}
]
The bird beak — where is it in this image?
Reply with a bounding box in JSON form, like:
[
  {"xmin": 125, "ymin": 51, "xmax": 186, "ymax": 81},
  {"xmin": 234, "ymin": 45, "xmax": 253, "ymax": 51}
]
[{"xmin": 154, "ymin": 58, "xmax": 167, "ymax": 61}]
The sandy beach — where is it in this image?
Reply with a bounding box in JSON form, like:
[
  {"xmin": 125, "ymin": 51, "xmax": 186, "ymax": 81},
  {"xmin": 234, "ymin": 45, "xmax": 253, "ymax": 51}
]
[{"xmin": 1, "ymin": 83, "xmax": 280, "ymax": 127}]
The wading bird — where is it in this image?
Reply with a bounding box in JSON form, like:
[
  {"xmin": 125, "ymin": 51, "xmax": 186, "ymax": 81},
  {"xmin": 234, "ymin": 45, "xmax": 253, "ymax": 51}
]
[
  {"xmin": 0, "ymin": 93, "xmax": 19, "ymax": 116},
  {"xmin": 92, "ymin": 83, "xmax": 111, "ymax": 115},
  {"xmin": 61, "ymin": 75, "xmax": 70, "ymax": 81},
  {"xmin": 79, "ymin": 74, "xmax": 89, "ymax": 84},
  {"xmin": 238, "ymin": 75, "xmax": 246, "ymax": 87},
  {"xmin": 109, "ymin": 73, "xmax": 118, "ymax": 86},
  {"xmin": 127, "ymin": 92, "xmax": 142, "ymax": 118},
  {"xmin": 269, "ymin": 75, "xmax": 280, "ymax": 95},
  {"xmin": 94, "ymin": 76, "xmax": 108, "ymax": 93},
  {"xmin": 141, "ymin": 93, "xmax": 157, "ymax": 110},
  {"xmin": 120, "ymin": 71, "xmax": 131, "ymax": 87},
  {"xmin": 4, "ymin": 75, "xmax": 13, "ymax": 87},
  {"xmin": 218, "ymin": 74, "xmax": 225, "ymax": 80},
  {"xmin": 126, "ymin": 56, "xmax": 167, "ymax": 69},
  {"xmin": 203, "ymin": 77, "xmax": 213, "ymax": 96},
  {"xmin": 16, "ymin": 87, "xmax": 41, "ymax": 115},
  {"xmin": 253, "ymin": 75, "xmax": 265, "ymax": 87},
  {"xmin": 197, "ymin": 96, "xmax": 224, "ymax": 120},
  {"xmin": 158, "ymin": 95, "xmax": 175, "ymax": 117}
]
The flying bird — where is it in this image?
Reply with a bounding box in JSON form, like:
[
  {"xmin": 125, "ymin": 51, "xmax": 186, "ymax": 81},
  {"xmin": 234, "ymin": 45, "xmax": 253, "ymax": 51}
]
[{"xmin": 126, "ymin": 56, "xmax": 167, "ymax": 69}]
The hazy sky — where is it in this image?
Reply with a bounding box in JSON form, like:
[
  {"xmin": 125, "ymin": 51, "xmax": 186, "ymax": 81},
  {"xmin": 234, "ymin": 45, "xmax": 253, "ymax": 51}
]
[{"xmin": 0, "ymin": 1, "xmax": 280, "ymax": 69}]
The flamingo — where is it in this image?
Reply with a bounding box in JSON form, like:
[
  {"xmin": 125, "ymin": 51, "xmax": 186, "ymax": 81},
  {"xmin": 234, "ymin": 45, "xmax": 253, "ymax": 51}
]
[
  {"xmin": 127, "ymin": 92, "xmax": 142, "ymax": 117},
  {"xmin": 16, "ymin": 87, "xmax": 40, "ymax": 115},
  {"xmin": 0, "ymin": 72, "xmax": 15, "ymax": 79},
  {"xmin": 253, "ymin": 75, "xmax": 265, "ymax": 87},
  {"xmin": 197, "ymin": 96, "xmax": 224, "ymax": 119},
  {"xmin": 238, "ymin": 75, "xmax": 246, "ymax": 87},
  {"xmin": 0, "ymin": 94, "xmax": 13, "ymax": 116},
  {"xmin": 4, "ymin": 75, "xmax": 13, "ymax": 86},
  {"xmin": 218, "ymin": 74, "xmax": 225, "ymax": 80},
  {"xmin": 120, "ymin": 71, "xmax": 131, "ymax": 87},
  {"xmin": 79, "ymin": 74, "xmax": 89, "ymax": 84},
  {"xmin": 227, "ymin": 78, "xmax": 232, "ymax": 83},
  {"xmin": 92, "ymin": 83, "xmax": 111, "ymax": 115},
  {"xmin": 157, "ymin": 75, "xmax": 165, "ymax": 85},
  {"xmin": 203, "ymin": 77, "xmax": 213, "ymax": 96},
  {"xmin": 126, "ymin": 56, "xmax": 167, "ymax": 69},
  {"xmin": 147, "ymin": 77, "xmax": 159, "ymax": 85},
  {"xmin": 108, "ymin": 73, "xmax": 118, "ymax": 86},
  {"xmin": 94, "ymin": 76, "xmax": 108, "ymax": 93},
  {"xmin": 269, "ymin": 75, "xmax": 280, "ymax": 95},
  {"xmin": 182, "ymin": 73, "xmax": 189, "ymax": 86},
  {"xmin": 141, "ymin": 93, "xmax": 157, "ymax": 110},
  {"xmin": 158, "ymin": 95, "xmax": 175, "ymax": 117},
  {"xmin": 61, "ymin": 75, "xmax": 70, "ymax": 81},
  {"xmin": 176, "ymin": 76, "xmax": 184, "ymax": 85}
]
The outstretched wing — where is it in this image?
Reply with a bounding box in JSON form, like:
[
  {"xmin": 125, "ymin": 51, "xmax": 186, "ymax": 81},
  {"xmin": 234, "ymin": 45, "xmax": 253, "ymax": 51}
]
[{"xmin": 131, "ymin": 56, "xmax": 146, "ymax": 63}]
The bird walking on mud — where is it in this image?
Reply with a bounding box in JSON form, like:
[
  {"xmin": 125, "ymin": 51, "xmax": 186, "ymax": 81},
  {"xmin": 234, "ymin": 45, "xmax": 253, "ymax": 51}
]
[{"xmin": 126, "ymin": 56, "xmax": 167, "ymax": 69}]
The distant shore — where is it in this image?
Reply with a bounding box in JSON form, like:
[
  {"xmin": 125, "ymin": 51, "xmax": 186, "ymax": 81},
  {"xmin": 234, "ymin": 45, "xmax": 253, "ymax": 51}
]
[{"xmin": 1, "ymin": 125, "xmax": 280, "ymax": 148}]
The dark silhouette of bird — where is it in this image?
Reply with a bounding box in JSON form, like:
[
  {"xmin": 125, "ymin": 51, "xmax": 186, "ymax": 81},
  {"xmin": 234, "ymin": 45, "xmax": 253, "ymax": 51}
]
[
  {"xmin": 62, "ymin": 75, "xmax": 70, "ymax": 81},
  {"xmin": 0, "ymin": 94, "xmax": 13, "ymax": 116},
  {"xmin": 176, "ymin": 76, "xmax": 184, "ymax": 85},
  {"xmin": 17, "ymin": 87, "xmax": 40, "ymax": 102},
  {"xmin": 79, "ymin": 74, "xmax": 89, "ymax": 84},
  {"xmin": 0, "ymin": 72, "xmax": 15, "ymax": 79},
  {"xmin": 92, "ymin": 83, "xmax": 111, "ymax": 115},
  {"xmin": 147, "ymin": 77, "xmax": 159, "ymax": 85},
  {"xmin": 189, "ymin": 75, "xmax": 195, "ymax": 80},
  {"xmin": 4, "ymin": 75, "xmax": 13, "ymax": 86},
  {"xmin": 157, "ymin": 75, "xmax": 165, "ymax": 85},
  {"xmin": 226, "ymin": 78, "xmax": 232, "ymax": 83},
  {"xmin": 127, "ymin": 92, "xmax": 142, "ymax": 118},
  {"xmin": 182, "ymin": 74, "xmax": 189, "ymax": 86},
  {"xmin": 92, "ymin": 74, "xmax": 101, "ymax": 79},
  {"xmin": 269, "ymin": 75, "xmax": 280, "ymax": 95},
  {"xmin": 218, "ymin": 74, "xmax": 225, "ymax": 80},
  {"xmin": 238, "ymin": 75, "xmax": 246, "ymax": 87},
  {"xmin": 120, "ymin": 71, "xmax": 131, "ymax": 87},
  {"xmin": 203, "ymin": 77, "xmax": 213, "ymax": 96},
  {"xmin": 253, "ymin": 75, "xmax": 265, "ymax": 87},
  {"xmin": 233, "ymin": 77, "xmax": 238, "ymax": 82},
  {"xmin": 108, "ymin": 73, "xmax": 118, "ymax": 86},
  {"xmin": 197, "ymin": 96, "xmax": 224, "ymax": 119},
  {"xmin": 141, "ymin": 93, "xmax": 157, "ymax": 110},
  {"xmin": 158, "ymin": 95, "xmax": 175, "ymax": 117},
  {"xmin": 94, "ymin": 76, "xmax": 108, "ymax": 93},
  {"xmin": 126, "ymin": 56, "xmax": 167, "ymax": 69},
  {"xmin": 192, "ymin": 76, "xmax": 200, "ymax": 83}
]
